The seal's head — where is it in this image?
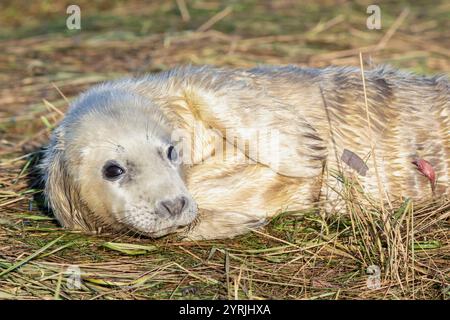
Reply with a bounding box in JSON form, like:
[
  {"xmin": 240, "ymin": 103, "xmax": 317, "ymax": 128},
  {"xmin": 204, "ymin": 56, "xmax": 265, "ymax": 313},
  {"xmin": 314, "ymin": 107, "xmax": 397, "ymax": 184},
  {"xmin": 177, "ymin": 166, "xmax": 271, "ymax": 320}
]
[{"xmin": 41, "ymin": 87, "xmax": 197, "ymax": 237}]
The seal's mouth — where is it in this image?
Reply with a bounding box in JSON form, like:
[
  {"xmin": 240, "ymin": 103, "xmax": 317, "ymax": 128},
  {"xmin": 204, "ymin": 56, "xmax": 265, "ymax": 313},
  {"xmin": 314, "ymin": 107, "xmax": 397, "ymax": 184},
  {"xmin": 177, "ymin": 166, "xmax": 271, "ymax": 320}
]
[{"xmin": 121, "ymin": 210, "xmax": 198, "ymax": 238}]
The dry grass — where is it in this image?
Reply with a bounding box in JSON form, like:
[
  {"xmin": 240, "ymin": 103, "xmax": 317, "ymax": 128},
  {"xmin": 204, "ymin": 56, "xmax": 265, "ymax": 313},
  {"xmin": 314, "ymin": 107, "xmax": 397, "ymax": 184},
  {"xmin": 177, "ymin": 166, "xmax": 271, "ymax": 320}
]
[{"xmin": 0, "ymin": 0, "xmax": 449, "ymax": 300}]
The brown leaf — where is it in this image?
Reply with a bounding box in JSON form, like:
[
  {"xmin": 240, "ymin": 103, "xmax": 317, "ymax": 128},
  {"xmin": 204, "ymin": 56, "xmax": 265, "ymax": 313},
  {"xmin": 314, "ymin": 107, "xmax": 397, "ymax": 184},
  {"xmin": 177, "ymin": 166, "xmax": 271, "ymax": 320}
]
[{"xmin": 341, "ymin": 149, "xmax": 369, "ymax": 176}]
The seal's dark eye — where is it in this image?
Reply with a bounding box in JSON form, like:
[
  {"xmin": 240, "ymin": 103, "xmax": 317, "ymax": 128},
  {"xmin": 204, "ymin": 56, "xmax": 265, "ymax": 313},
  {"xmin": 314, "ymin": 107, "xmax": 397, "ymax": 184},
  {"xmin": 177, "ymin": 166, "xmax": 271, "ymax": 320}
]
[
  {"xmin": 167, "ymin": 145, "xmax": 178, "ymax": 163},
  {"xmin": 103, "ymin": 162, "xmax": 125, "ymax": 180}
]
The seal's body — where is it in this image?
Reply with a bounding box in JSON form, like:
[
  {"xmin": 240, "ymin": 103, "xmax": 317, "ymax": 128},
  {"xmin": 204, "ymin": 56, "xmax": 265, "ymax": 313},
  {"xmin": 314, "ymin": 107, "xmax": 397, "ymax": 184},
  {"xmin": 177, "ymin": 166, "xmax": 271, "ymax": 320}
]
[{"xmin": 41, "ymin": 65, "xmax": 449, "ymax": 239}]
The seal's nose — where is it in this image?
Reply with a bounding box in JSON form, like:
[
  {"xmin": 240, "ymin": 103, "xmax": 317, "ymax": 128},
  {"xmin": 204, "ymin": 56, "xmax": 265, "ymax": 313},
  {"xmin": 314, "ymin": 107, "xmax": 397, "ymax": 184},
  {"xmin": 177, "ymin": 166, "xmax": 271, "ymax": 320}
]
[{"xmin": 156, "ymin": 196, "xmax": 189, "ymax": 216}]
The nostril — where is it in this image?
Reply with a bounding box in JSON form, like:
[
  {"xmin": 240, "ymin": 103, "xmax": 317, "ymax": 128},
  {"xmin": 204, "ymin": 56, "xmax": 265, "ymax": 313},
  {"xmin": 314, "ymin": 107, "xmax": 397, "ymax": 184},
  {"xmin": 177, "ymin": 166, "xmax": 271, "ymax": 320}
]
[
  {"xmin": 157, "ymin": 196, "xmax": 189, "ymax": 216},
  {"xmin": 180, "ymin": 196, "xmax": 188, "ymax": 212},
  {"xmin": 161, "ymin": 201, "xmax": 172, "ymax": 215}
]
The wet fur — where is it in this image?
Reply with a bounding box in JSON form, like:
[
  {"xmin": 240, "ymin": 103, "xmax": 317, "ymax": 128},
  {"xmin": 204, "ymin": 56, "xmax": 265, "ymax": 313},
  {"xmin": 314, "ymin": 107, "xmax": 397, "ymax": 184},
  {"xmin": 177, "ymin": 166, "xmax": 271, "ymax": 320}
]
[{"xmin": 41, "ymin": 65, "xmax": 449, "ymax": 240}]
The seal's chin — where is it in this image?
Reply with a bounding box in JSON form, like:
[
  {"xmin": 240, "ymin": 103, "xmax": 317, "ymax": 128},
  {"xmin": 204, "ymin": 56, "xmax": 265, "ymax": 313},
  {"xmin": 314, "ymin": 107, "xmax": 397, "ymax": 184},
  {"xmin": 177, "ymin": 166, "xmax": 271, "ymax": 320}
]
[
  {"xmin": 144, "ymin": 224, "xmax": 188, "ymax": 238},
  {"xmin": 123, "ymin": 211, "xmax": 198, "ymax": 238}
]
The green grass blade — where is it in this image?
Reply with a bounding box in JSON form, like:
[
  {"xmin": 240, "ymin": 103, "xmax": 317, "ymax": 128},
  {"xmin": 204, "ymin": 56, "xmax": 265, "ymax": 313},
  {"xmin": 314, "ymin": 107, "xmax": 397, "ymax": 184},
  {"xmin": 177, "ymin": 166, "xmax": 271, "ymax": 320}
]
[{"xmin": 0, "ymin": 234, "xmax": 65, "ymax": 278}]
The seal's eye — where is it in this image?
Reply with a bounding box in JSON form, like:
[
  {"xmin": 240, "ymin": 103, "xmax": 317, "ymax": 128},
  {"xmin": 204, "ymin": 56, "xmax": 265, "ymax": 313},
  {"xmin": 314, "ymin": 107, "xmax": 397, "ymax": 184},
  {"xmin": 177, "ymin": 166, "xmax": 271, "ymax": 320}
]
[
  {"xmin": 167, "ymin": 145, "xmax": 178, "ymax": 163},
  {"xmin": 103, "ymin": 162, "xmax": 125, "ymax": 180}
]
